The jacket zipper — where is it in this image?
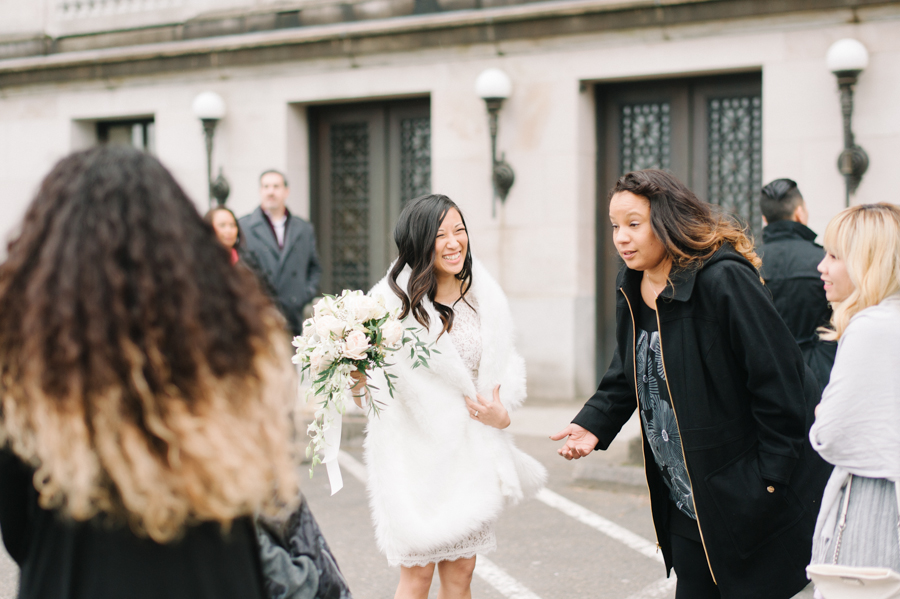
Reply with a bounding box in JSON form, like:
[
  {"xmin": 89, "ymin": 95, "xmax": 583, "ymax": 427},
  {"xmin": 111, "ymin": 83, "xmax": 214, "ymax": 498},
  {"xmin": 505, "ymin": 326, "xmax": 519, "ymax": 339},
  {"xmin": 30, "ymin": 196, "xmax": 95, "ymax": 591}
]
[
  {"xmin": 619, "ymin": 289, "xmax": 663, "ymax": 556},
  {"xmin": 652, "ymin": 302, "xmax": 718, "ymax": 584},
  {"xmin": 620, "ymin": 287, "xmax": 718, "ymax": 584}
]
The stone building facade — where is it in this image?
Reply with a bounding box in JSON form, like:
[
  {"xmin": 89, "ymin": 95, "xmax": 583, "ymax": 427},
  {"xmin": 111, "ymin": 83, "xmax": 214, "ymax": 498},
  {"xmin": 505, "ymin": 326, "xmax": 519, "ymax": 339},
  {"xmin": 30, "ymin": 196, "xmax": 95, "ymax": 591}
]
[{"xmin": 1, "ymin": 0, "xmax": 899, "ymax": 400}]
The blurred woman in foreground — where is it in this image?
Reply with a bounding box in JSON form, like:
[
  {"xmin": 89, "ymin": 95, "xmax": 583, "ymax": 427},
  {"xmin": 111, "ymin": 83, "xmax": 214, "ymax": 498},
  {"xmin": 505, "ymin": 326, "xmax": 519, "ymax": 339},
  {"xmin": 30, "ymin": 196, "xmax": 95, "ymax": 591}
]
[{"xmin": 0, "ymin": 146, "xmax": 300, "ymax": 598}]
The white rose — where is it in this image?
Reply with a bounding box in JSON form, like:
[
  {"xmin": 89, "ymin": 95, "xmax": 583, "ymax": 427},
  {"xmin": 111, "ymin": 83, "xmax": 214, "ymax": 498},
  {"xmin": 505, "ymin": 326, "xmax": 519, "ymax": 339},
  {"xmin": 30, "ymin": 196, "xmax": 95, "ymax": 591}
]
[
  {"xmin": 368, "ymin": 295, "xmax": 389, "ymax": 321},
  {"xmin": 309, "ymin": 345, "xmax": 332, "ymax": 373},
  {"xmin": 313, "ymin": 296, "xmax": 336, "ymax": 318},
  {"xmin": 340, "ymin": 293, "xmax": 365, "ymax": 323},
  {"xmin": 344, "ymin": 293, "xmax": 385, "ymax": 324},
  {"xmin": 342, "ymin": 330, "xmax": 370, "ymax": 361},
  {"xmin": 301, "ymin": 318, "xmax": 316, "ymax": 338},
  {"xmin": 382, "ymin": 319, "xmax": 404, "ymax": 347},
  {"xmin": 292, "ymin": 335, "xmax": 306, "ymax": 350},
  {"xmin": 315, "ymin": 314, "xmax": 346, "ymax": 340}
]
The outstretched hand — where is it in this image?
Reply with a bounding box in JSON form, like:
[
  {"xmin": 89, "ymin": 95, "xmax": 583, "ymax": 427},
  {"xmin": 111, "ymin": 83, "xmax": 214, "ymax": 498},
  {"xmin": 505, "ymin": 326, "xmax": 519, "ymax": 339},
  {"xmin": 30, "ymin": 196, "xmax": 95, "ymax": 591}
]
[
  {"xmin": 464, "ymin": 385, "xmax": 510, "ymax": 429},
  {"xmin": 550, "ymin": 423, "xmax": 599, "ymax": 460}
]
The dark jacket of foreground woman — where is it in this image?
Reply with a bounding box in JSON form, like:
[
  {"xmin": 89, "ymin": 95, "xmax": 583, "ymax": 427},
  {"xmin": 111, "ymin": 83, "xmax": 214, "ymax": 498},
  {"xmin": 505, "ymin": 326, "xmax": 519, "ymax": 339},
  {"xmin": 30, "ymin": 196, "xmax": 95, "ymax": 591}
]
[
  {"xmin": 573, "ymin": 245, "xmax": 831, "ymax": 599},
  {"xmin": 0, "ymin": 448, "xmax": 265, "ymax": 599}
]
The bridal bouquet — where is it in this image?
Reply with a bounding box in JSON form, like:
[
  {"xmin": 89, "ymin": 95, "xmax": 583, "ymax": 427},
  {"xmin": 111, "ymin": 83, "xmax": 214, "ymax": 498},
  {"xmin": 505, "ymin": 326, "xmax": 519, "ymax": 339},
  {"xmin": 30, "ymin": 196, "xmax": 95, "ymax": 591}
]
[{"xmin": 293, "ymin": 290, "xmax": 434, "ymax": 477}]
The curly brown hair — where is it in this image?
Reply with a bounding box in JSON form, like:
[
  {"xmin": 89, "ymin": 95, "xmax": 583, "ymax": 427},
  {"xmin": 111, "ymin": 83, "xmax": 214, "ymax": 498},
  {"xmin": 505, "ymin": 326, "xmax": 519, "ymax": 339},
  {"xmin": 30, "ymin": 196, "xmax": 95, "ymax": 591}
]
[
  {"xmin": 0, "ymin": 146, "xmax": 299, "ymax": 541},
  {"xmin": 610, "ymin": 169, "xmax": 761, "ymax": 271}
]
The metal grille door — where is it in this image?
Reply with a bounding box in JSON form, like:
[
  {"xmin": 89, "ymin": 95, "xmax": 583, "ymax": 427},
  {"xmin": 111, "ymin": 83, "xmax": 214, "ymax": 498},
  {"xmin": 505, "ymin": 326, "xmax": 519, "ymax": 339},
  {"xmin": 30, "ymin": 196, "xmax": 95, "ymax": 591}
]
[
  {"xmin": 329, "ymin": 122, "xmax": 371, "ymax": 292},
  {"xmin": 312, "ymin": 99, "xmax": 431, "ymax": 294},
  {"xmin": 595, "ymin": 74, "xmax": 762, "ymax": 379},
  {"xmin": 707, "ymin": 95, "xmax": 763, "ymax": 239}
]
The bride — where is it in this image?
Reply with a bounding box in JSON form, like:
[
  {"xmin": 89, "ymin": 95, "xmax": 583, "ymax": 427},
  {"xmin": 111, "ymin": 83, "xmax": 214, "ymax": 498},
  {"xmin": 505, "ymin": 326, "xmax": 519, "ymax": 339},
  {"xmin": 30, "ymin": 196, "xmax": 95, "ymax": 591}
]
[{"xmin": 351, "ymin": 193, "xmax": 546, "ymax": 599}]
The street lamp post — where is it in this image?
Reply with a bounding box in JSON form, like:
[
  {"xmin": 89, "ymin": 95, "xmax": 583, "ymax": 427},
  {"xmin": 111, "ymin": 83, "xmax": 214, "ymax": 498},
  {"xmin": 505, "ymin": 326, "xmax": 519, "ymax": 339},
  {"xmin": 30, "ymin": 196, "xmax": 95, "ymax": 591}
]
[
  {"xmin": 826, "ymin": 38, "xmax": 869, "ymax": 207},
  {"xmin": 191, "ymin": 91, "xmax": 230, "ymax": 207},
  {"xmin": 476, "ymin": 68, "xmax": 515, "ymax": 217}
]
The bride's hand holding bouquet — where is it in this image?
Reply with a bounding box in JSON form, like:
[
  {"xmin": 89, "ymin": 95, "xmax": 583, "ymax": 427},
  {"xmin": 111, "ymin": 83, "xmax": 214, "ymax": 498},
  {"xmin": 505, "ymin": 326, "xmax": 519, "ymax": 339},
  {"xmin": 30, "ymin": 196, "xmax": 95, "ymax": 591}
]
[{"xmin": 292, "ymin": 289, "xmax": 433, "ymax": 473}]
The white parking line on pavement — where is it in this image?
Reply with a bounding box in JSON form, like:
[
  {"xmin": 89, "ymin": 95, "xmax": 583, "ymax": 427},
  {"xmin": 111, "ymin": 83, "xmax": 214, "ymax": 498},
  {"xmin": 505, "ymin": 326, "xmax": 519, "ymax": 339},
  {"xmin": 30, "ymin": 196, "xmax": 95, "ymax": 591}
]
[
  {"xmin": 337, "ymin": 450, "xmax": 369, "ymax": 483},
  {"xmin": 475, "ymin": 556, "xmax": 544, "ymax": 599},
  {"xmin": 337, "ymin": 450, "xmax": 547, "ymax": 599},
  {"xmin": 535, "ymin": 488, "xmax": 664, "ymax": 564},
  {"xmin": 624, "ymin": 576, "xmax": 677, "ymax": 599}
]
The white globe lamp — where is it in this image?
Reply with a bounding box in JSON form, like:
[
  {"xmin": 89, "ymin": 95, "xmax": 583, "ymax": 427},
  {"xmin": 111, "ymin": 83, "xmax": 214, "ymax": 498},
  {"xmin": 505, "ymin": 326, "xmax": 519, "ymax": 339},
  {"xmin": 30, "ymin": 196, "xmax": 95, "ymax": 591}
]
[{"xmin": 826, "ymin": 38, "xmax": 869, "ymax": 75}]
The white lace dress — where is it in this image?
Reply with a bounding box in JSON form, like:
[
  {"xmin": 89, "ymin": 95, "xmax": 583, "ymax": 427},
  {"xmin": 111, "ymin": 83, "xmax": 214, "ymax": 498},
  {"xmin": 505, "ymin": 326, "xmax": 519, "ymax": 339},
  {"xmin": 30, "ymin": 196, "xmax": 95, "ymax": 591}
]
[{"xmin": 388, "ymin": 298, "xmax": 498, "ymax": 567}]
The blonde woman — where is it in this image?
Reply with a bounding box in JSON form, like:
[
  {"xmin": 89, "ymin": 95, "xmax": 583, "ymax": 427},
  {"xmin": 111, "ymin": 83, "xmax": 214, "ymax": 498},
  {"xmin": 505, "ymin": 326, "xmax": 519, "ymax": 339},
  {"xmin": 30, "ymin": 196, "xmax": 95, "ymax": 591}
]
[
  {"xmin": 0, "ymin": 147, "xmax": 301, "ymax": 598},
  {"xmin": 808, "ymin": 203, "xmax": 900, "ymax": 578}
]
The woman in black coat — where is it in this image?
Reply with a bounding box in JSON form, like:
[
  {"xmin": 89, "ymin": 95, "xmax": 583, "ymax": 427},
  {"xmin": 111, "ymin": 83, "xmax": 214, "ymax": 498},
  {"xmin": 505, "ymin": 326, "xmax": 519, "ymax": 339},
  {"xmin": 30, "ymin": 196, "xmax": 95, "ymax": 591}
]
[{"xmin": 552, "ymin": 170, "xmax": 830, "ymax": 599}]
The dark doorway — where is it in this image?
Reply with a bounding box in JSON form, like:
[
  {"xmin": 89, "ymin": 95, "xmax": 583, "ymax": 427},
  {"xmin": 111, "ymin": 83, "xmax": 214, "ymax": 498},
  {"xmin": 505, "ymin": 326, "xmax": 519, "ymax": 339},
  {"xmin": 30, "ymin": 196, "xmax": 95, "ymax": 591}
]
[
  {"xmin": 97, "ymin": 118, "xmax": 155, "ymax": 153},
  {"xmin": 594, "ymin": 73, "xmax": 762, "ymax": 378},
  {"xmin": 310, "ymin": 99, "xmax": 431, "ymax": 294}
]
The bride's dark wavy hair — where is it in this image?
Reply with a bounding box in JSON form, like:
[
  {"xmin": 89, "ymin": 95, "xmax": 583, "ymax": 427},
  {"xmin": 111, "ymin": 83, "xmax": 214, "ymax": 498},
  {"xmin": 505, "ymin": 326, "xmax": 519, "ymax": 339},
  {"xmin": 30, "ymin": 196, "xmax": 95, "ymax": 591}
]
[{"xmin": 388, "ymin": 194, "xmax": 473, "ymax": 337}]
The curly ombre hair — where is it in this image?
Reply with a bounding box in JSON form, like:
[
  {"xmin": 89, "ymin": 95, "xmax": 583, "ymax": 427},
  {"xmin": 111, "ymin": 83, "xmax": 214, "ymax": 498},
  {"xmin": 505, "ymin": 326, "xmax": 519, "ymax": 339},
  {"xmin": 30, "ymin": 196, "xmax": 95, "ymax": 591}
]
[
  {"xmin": 0, "ymin": 146, "xmax": 300, "ymax": 542},
  {"xmin": 819, "ymin": 203, "xmax": 900, "ymax": 341}
]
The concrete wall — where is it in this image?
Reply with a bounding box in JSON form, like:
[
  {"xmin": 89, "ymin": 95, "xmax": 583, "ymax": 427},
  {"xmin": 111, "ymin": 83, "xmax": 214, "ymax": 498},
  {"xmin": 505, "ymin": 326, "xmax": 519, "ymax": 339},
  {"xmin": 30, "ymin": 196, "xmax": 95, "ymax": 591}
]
[{"xmin": 1, "ymin": 4, "xmax": 899, "ymax": 400}]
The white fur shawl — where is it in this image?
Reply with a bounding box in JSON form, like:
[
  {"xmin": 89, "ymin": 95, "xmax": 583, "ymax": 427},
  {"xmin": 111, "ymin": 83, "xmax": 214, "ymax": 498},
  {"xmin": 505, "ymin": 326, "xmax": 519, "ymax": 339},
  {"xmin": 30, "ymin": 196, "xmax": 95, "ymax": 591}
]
[{"xmin": 362, "ymin": 259, "xmax": 547, "ymax": 560}]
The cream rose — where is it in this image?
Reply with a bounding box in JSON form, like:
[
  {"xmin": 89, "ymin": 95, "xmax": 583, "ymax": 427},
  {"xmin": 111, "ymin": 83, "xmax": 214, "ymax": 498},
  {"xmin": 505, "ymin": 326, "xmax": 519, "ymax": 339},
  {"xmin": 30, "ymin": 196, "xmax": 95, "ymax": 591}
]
[
  {"xmin": 382, "ymin": 319, "xmax": 404, "ymax": 347},
  {"xmin": 343, "ymin": 330, "xmax": 370, "ymax": 360},
  {"xmin": 315, "ymin": 314, "xmax": 345, "ymax": 339},
  {"xmin": 313, "ymin": 296, "xmax": 336, "ymax": 318},
  {"xmin": 365, "ymin": 295, "xmax": 389, "ymax": 321},
  {"xmin": 309, "ymin": 345, "xmax": 332, "ymax": 373},
  {"xmin": 346, "ymin": 293, "xmax": 387, "ymax": 324}
]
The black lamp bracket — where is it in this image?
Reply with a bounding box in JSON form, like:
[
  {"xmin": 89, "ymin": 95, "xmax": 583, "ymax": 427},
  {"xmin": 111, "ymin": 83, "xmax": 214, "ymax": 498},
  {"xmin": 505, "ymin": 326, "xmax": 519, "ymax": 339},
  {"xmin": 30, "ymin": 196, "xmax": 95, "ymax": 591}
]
[{"xmin": 485, "ymin": 98, "xmax": 515, "ymax": 217}]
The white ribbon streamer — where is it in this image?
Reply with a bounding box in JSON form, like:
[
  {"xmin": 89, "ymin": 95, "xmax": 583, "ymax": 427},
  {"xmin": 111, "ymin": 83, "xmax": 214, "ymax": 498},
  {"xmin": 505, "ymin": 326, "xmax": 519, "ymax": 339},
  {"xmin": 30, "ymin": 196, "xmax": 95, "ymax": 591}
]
[{"xmin": 321, "ymin": 398, "xmax": 344, "ymax": 495}]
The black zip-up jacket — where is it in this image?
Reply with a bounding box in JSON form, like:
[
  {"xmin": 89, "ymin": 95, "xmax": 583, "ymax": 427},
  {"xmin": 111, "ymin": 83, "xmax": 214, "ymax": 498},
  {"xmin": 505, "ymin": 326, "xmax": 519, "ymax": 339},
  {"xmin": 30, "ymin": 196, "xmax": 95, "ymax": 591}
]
[
  {"xmin": 758, "ymin": 220, "xmax": 837, "ymax": 391},
  {"xmin": 0, "ymin": 448, "xmax": 266, "ymax": 599},
  {"xmin": 573, "ymin": 245, "xmax": 831, "ymax": 599}
]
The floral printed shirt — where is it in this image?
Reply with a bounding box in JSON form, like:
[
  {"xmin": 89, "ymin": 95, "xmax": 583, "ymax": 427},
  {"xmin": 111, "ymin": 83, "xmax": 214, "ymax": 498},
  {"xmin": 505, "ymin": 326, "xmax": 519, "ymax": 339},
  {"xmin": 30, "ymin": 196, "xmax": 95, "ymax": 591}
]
[{"xmin": 636, "ymin": 299, "xmax": 696, "ymax": 521}]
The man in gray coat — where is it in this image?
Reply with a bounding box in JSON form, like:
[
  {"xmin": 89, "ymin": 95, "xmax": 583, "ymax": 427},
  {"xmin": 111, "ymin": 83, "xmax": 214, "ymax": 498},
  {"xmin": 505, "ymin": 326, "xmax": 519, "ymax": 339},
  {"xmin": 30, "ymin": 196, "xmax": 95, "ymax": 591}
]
[{"xmin": 239, "ymin": 170, "xmax": 322, "ymax": 336}]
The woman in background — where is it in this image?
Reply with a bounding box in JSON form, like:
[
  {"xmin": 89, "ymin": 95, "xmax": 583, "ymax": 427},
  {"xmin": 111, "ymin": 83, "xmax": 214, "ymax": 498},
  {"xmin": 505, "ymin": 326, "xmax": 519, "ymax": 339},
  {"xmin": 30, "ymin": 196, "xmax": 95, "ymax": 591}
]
[
  {"xmin": 808, "ymin": 203, "xmax": 900, "ymax": 583},
  {"xmin": 205, "ymin": 206, "xmax": 275, "ymax": 299},
  {"xmin": 0, "ymin": 146, "xmax": 300, "ymax": 599},
  {"xmin": 352, "ymin": 194, "xmax": 546, "ymax": 599},
  {"xmin": 206, "ymin": 205, "xmax": 243, "ymax": 264}
]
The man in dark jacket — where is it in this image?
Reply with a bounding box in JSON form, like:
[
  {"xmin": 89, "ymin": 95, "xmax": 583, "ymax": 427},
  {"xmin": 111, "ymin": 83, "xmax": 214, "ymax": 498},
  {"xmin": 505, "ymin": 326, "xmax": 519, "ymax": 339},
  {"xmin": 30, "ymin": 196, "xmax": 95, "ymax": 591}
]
[
  {"xmin": 757, "ymin": 179, "xmax": 837, "ymax": 391},
  {"xmin": 239, "ymin": 170, "xmax": 322, "ymax": 336}
]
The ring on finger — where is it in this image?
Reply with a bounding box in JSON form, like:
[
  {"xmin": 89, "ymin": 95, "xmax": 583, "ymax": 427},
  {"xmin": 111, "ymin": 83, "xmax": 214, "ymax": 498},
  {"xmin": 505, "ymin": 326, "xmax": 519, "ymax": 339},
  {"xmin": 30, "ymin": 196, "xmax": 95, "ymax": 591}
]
[{"xmin": 474, "ymin": 410, "xmax": 479, "ymax": 417}]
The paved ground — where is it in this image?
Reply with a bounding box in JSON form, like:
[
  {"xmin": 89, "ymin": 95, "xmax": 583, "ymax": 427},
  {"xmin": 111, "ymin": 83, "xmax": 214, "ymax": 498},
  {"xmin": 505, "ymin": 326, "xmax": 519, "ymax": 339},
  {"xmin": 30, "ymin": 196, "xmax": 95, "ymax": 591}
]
[
  {"xmin": 0, "ymin": 550, "xmax": 14, "ymax": 598},
  {"xmin": 305, "ymin": 402, "xmax": 816, "ymax": 599},
  {"xmin": 0, "ymin": 402, "xmax": 815, "ymax": 599}
]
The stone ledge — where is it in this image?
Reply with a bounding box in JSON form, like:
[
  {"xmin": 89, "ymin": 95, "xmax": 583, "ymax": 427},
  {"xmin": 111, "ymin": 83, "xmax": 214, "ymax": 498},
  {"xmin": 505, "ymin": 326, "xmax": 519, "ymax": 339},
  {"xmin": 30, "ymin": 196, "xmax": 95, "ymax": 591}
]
[{"xmin": 0, "ymin": 0, "xmax": 889, "ymax": 88}]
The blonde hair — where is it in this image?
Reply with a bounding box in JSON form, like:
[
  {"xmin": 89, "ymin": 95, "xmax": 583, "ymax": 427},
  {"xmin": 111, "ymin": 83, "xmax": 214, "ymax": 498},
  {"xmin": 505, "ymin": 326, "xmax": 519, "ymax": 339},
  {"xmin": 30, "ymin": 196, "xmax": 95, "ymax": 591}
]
[
  {"xmin": 0, "ymin": 328, "xmax": 301, "ymax": 542},
  {"xmin": 819, "ymin": 203, "xmax": 900, "ymax": 340}
]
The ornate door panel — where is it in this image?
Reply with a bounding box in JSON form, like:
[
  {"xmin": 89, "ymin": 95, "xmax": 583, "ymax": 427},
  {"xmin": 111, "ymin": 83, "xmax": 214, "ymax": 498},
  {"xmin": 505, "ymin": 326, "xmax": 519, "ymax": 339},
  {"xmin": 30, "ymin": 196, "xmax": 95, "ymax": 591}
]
[
  {"xmin": 594, "ymin": 74, "xmax": 762, "ymax": 378},
  {"xmin": 691, "ymin": 79, "xmax": 764, "ymax": 239},
  {"xmin": 312, "ymin": 99, "xmax": 431, "ymax": 294}
]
